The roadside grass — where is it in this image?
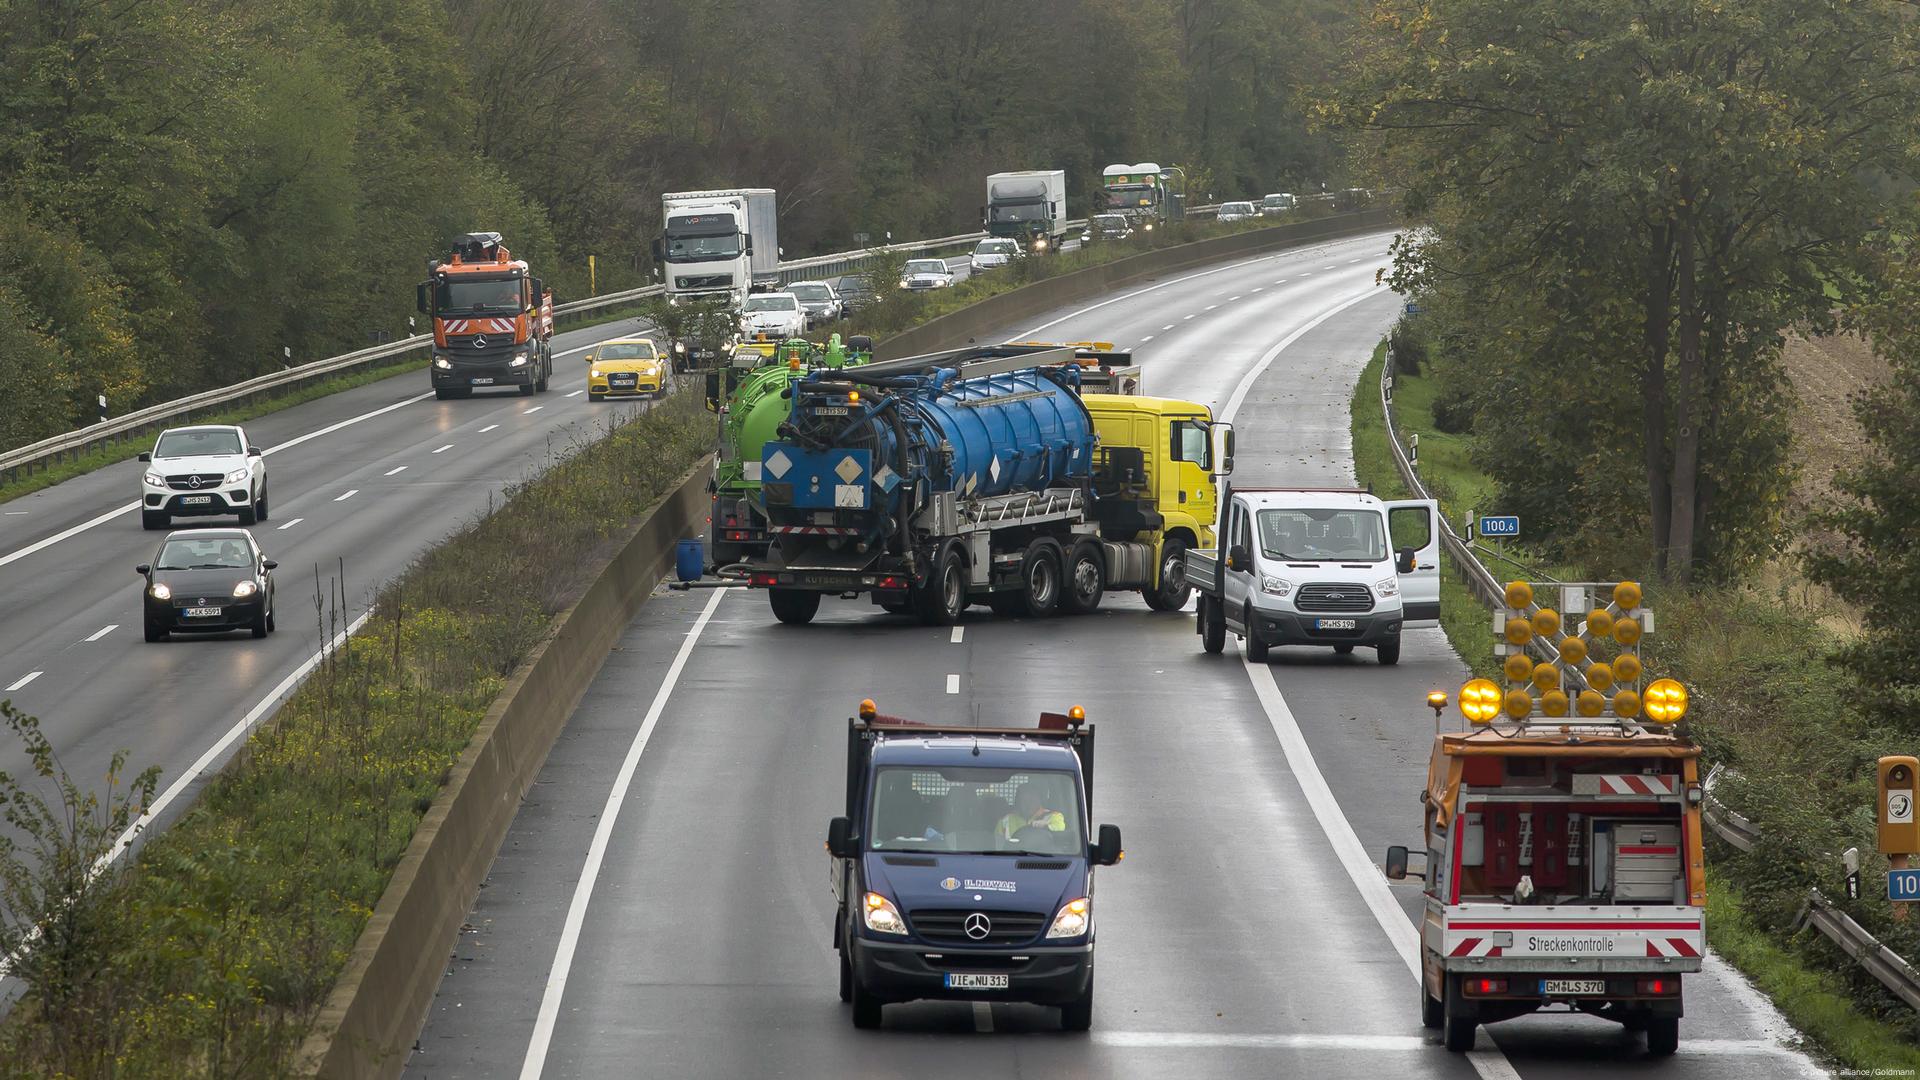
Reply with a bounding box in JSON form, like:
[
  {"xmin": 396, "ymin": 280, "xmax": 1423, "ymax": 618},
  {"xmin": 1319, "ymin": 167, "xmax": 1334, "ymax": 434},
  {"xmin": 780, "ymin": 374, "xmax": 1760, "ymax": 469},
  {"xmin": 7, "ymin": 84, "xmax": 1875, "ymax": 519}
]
[
  {"xmin": 1352, "ymin": 333, "xmax": 1920, "ymax": 1074},
  {"xmin": 0, "ymin": 389, "xmax": 712, "ymax": 1076}
]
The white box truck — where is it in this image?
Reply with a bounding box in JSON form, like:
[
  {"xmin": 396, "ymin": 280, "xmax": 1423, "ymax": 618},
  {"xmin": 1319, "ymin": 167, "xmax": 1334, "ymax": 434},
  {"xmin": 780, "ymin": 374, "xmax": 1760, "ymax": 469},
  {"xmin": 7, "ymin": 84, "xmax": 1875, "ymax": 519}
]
[
  {"xmin": 656, "ymin": 188, "xmax": 779, "ymax": 306},
  {"xmin": 985, "ymin": 170, "xmax": 1069, "ymax": 252}
]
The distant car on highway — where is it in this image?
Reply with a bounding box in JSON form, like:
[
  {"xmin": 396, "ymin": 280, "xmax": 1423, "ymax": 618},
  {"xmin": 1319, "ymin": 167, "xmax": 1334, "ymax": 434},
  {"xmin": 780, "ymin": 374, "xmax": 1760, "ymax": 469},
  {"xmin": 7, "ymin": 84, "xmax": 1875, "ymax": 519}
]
[
  {"xmin": 1334, "ymin": 187, "xmax": 1373, "ymax": 211},
  {"xmin": 1260, "ymin": 193, "xmax": 1296, "ymax": 215},
  {"xmin": 139, "ymin": 424, "xmax": 267, "ymax": 531},
  {"xmin": 969, "ymin": 238, "xmax": 1022, "ymax": 272},
  {"xmin": 899, "ymin": 258, "xmax": 955, "ymax": 291},
  {"xmin": 1216, "ymin": 201, "xmax": 1258, "ymax": 223},
  {"xmin": 836, "ymin": 276, "xmax": 878, "ymax": 312},
  {"xmin": 740, "ymin": 292, "xmax": 808, "ymax": 339},
  {"xmin": 1086, "ymin": 213, "xmax": 1135, "ymax": 242},
  {"xmin": 585, "ymin": 337, "xmax": 668, "ymax": 399},
  {"xmin": 137, "ymin": 528, "xmax": 277, "ymax": 641},
  {"xmin": 787, "ymin": 280, "xmax": 845, "ymax": 327}
]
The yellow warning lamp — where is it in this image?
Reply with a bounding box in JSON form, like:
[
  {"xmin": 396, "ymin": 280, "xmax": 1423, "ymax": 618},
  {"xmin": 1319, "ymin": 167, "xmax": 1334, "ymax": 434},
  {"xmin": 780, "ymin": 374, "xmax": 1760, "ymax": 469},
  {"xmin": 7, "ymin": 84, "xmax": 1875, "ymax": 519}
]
[
  {"xmin": 1642, "ymin": 678, "xmax": 1688, "ymax": 724},
  {"xmin": 1504, "ymin": 618, "xmax": 1534, "ymax": 646},
  {"xmin": 1426, "ymin": 690, "xmax": 1449, "ymax": 719},
  {"xmin": 1069, "ymin": 705, "xmax": 1086, "ymax": 721},
  {"xmin": 1585, "ymin": 662, "xmax": 1615, "ymax": 691},
  {"xmin": 1529, "ymin": 661, "xmax": 1560, "ymax": 691},
  {"xmin": 788, "ymin": 357, "xmax": 803, "ymax": 370},
  {"xmin": 1613, "ymin": 689, "xmax": 1643, "ymax": 718},
  {"xmin": 848, "ymin": 390, "xmax": 861, "ymax": 404},
  {"xmin": 1613, "ymin": 617, "xmax": 1643, "ymax": 646},
  {"xmin": 1504, "ymin": 580, "xmax": 1534, "ymax": 609},
  {"xmin": 1503, "ymin": 653, "xmax": 1533, "ymax": 683},
  {"xmin": 1541, "ymin": 690, "xmax": 1570, "ymax": 717},
  {"xmin": 858, "ymin": 698, "xmax": 878, "ymax": 721},
  {"xmin": 1587, "ymin": 608, "xmax": 1615, "ymax": 637},
  {"xmin": 1613, "ymin": 580, "xmax": 1643, "ymax": 611},
  {"xmin": 1459, "ymin": 679, "xmax": 1503, "ymax": 724},
  {"xmin": 1613, "ymin": 653, "xmax": 1643, "ymax": 683},
  {"xmin": 1558, "ymin": 636, "xmax": 1589, "ymax": 665},
  {"xmin": 1530, "ymin": 608, "xmax": 1562, "ymax": 638},
  {"xmin": 1504, "ymin": 688, "xmax": 1534, "ymax": 720},
  {"xmin": 1576, "ymin": 690, "xmax": 1606, "ymax": 717}
]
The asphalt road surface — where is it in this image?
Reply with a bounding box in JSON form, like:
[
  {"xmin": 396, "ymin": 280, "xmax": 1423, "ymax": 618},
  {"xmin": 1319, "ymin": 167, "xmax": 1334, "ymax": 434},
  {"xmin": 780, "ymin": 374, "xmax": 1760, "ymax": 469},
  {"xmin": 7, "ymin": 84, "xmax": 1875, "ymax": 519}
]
[{"xmin": 404, "ymin": 234, "xmax": 1828, "ymax": 1080}]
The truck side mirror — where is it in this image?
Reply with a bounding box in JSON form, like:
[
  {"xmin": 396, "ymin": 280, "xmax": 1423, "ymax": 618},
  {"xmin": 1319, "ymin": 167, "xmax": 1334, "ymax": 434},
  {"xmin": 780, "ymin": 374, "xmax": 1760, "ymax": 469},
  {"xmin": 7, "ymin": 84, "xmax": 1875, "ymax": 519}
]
[
  {"xmin": 1396, "ymin": 547, "xmax": 1416, "ymax": 574},
  {"xmin": 1092, "ymin": 824, "xmax": 1124, "ymax": 866},
  {"xmin": 1384, "ymin": 845, "xmax": 1410, "ymax": 880},
  {"xmin": 531, "ymin": 278, "xmax": 544, "ymax": 301},
  {"xmin": 651, "ymin": 238, "xmax": 664, "ymax": 262},
  {"xmin": 1227, "ymin": 545, "xmax": 1251, "ymax": 572},
  {"xmin": 827, "ymin": 816, "xmax": 856, "ymax": 858},
  {"xmin": 415, "ymin": 282, "xmax": 431, "ymax": 315},
  {"xmin": 743, "ymin": 235, "xmax": 753, "ymax": 256}
]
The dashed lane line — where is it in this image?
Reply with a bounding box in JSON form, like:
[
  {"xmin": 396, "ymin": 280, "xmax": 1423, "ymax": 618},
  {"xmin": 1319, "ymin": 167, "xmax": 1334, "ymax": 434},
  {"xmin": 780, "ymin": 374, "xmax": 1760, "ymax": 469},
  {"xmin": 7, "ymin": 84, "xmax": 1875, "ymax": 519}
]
[
  {"xmin": 946, "ymin": 673, "xmax": 961, "ymax": 694},
  {"xmin": 479, "ymin": 424, "xmax": 500, "ymax": 433},
  {"xmin": 384, "ymin": 466, "xmax": 407, "ymax": 476},
  {"xmin": 334, "ymin": 489, "xmax": 358, "ymax": 502},
  {"xmin": 5, "ymin": 671, "xmax": 42, "ymax": 692},
  {"xmin": 524, "ymin": 406, "xmax": 544, "ymax": 414},
  {"xmin": 432, "ymin": 444, "xmax": 453, "ymax": 454},
  {"xmin": 84, "ymin": 624, "xmax": 118, "ymax": 642},
  {"xmin": 276, "ymin": 518, "xmax": 304, "ymax": 531},
  {"xmin": 950, "ymin": 627, "xmax": 964, "ymax": 644}
]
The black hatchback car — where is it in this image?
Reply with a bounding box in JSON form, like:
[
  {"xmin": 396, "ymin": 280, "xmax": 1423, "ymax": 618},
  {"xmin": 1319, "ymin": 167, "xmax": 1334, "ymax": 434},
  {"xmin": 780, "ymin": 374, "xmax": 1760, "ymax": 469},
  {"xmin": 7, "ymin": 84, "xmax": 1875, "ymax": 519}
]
[{"xmin": 137, "ymin": 529, "xmax": 277, "ymax": 641}]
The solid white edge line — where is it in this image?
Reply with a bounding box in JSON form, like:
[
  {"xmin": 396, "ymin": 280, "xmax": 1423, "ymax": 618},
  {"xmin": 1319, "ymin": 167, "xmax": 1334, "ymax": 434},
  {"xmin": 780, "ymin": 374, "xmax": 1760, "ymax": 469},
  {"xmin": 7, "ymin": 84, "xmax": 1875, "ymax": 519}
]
[
  {"xmin": 5, "ymin": 671, "xmax": 42, "ymax": 692},
  {"xmin": 276, "ymin": 517, "xmax": 304, "ymax": 530},
  {"xmin": 946, "ymin": 673, "xmax": 961, "ymax": 694},
  {"xmin": 1220, "ymin": 288, "xmax": 1386, "ymax": 421},
  {"xmin": 84, "ymin": 624, "xmax": 118, "ymax": 643},
  {"xmin": 0, "ymin": 501, "xmax": 139, "ymax": 568},
  {"xmin": 520, "ymin": 587, "xmax": 730, "ymax": 1080}
]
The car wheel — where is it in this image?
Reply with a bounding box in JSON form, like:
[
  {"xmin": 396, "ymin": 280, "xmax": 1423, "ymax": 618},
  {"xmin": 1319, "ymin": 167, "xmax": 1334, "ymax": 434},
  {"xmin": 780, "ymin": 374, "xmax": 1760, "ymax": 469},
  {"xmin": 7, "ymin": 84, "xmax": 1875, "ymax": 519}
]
[
  {"xmin": 769, "ymin": 588, "xmax": 821, "ymax": 626},
  {"xmin": 251, "ymin": 608, "xmax": 268, "ymax": 638},
  {"xmin": 588, "ymin": 391, "xmax": 605, "ymax": 401},
  {"xmin": 254, "ymin": 486, "xmax": 269, "ymax": 523},
  {"xmin": 1060, "ymin": 971, "xmax": 1094, "ymax": 1032},
  {"xmin": 1243, "ymin": 605, "xmax": 1270, "ymax": 663},
  {"xmin": 1376, "ymin": 635, "xmax": 1402, "ymax": 666},
  {"xmin": 1200, "ymin": 594, "xmax": 1226, "ymax": 654},
  {"xmin": 838, "ymin": 944, "xmax": 853, "ymax": 1003},
  {"xmin": 1646, "ymin": 1016, "xmax": 1679, "ymax": 1057},
  {"xmin": 1442, "ymin": 978, "xmax": 1476, "ymax": 1052},
  {"xmin": 144, "ymin": 621, "xmax": 168, "ymax": 643},
  {"xmin": 1143, "ymin": 538, "xmax": 1192, "ymax": 611},
  {"xmin": 266, "ymin": 604, "xmax": 276, "ymax": 633},
  {"xmin": 237, "ymin": 502, "xmax": 257, "ymax": 526},
  {"xmin": 1061, "ymin": 542, "xmax": 1104, "ymax": 615},
  {"xmin": 142, "ymin": 510, "xmax": 169, "ymax": 531},
  {"xmin": 849, "ymin": 967, "xmax": 883, "ymax": 1030},
  {"xmin": 1019, "ymin": 540, "xmax": 1062, "ymax": 618}
]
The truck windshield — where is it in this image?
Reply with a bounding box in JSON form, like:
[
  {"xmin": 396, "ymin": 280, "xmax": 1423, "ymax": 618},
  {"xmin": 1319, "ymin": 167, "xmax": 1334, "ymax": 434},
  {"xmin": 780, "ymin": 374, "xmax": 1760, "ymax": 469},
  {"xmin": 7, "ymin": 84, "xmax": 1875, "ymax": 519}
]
[
  {"xmin": 665, "ymin": 233, "xmax": 743, "ymax": 261},
  {"xmin": 1257, "ymin": 508, "xmax": 1388, "ymax": 562},
  {"xmin": 435, "ymin": 278, "xmax": 523, "ymax": 313},
  {"xmin": 1104, "ymin": 188, "xmax": 1158, "ymax": 208},
  {"xmin": 988, "ymin": 203, "xmax": 1048, "ymax": 222},
  {"xmin": 869, "ymin": 766, "xmax": 1084, "ymax": 856}
]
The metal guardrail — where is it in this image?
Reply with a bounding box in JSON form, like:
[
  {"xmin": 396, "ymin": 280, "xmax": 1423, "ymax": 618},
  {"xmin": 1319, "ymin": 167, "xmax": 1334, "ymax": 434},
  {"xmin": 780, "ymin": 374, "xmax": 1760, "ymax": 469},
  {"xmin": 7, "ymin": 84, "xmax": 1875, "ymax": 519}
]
[
  {"xmin": 0, "ymin": 206, "xmax": 1224, "ymax": 483},
  {"xmin": 1378, "ymin": 344, "xmax": 1920, "ymax": 1013}
]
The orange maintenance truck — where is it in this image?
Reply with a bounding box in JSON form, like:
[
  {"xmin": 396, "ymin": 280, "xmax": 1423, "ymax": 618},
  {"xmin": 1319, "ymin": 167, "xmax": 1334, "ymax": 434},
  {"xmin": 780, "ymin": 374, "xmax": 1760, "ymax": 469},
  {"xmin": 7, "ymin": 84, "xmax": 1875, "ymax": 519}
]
[
  {"xmin": 417, "ymin": 232, "xmax": 555, "ymax": 399},
  {"xmin": 1385, "ymin": 580, "xmax": 1702, "ymax": 1057}
]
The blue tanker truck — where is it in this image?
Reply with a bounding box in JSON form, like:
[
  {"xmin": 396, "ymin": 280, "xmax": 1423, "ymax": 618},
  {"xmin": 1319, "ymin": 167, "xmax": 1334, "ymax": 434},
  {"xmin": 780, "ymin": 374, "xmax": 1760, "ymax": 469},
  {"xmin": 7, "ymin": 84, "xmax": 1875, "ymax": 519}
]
[{"xmin": 735, "ymin": 344, "xmax": 1230, "ymax": 625}]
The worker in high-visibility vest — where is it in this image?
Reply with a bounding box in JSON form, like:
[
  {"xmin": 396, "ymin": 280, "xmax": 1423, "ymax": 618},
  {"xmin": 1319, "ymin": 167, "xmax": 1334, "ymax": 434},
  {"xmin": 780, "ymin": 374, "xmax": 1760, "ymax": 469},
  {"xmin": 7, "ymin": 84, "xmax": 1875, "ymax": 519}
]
[{"xmin": 999, "ymin": 784, "xmax": 1066, "ymax": 841}]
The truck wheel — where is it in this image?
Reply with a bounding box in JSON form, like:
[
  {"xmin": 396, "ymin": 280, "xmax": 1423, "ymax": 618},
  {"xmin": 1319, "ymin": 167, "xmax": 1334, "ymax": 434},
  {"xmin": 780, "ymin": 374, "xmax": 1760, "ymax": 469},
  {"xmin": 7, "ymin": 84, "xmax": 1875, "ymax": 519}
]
[
  {"xmin": 1645, "ymin": 1016, "xmax": 1679, "ymax": 1056},
  {"xmin": 838, "ymin": 946, "xmax": 852, "ymax": 1003},
  {"xmin": 1019, "ymin": 541, "xmax": 1062, "ymax": 618},
  {"xmin": 769, "ymin": 588, "xmax": 821, "ymax": 625},
  {"xmin": 1060, "ymin": 972, "xmax": 1094, "ymax": 1032},
  {"xmin": 1062, "ymin": 542, "xmax": 1104, "ymax": 615},
  {"xmin": 1421, "ymin": 978, "xmax": 1443, "ymax": 1029},
  {"xmin": 850, "ymin": 972, "xmax": 883, "ymax": 1029},
  {"xmin": 1243, "ymin": 605, "xmax": 1270, "ymax": 663},
  {"xmin": 1376, "ymin": 634, "xmax": 1402, "ymax": 666},
  {"xmin": 914, "ymin": 549, "xmax": 966, "ymax": 626},
  {"xmin": 1442, "ymin": 978, "xmax": 1476, "ymax": 1052},
  {"xmin": 1200, "ymin": 595, "xmax": 1226, "ymax": 654},
  {"xmin": 1143, "ymin": 538, "xmax": 1192, "ymax": 611},
  {"xmin": 519, "ymin": 380, "xmax": 537, "ymax": 396}
]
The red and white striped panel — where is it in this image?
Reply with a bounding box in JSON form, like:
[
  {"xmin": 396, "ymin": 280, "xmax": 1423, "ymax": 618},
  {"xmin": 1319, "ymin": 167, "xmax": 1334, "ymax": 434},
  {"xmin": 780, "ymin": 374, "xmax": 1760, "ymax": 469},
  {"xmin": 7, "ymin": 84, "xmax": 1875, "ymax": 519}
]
[
  {"xmin": 1574, "ymin": 773, "xmax": 1681, "ymax": 797},
  {"xmin": 1447, "ymin": 938, "xmax": 1505, "ymax": 958},
  {"xmin": 1646, "ymin": 936, "xmax": 1700, "ymax": 958},
  {"xmin": 770, "ymin": 525, "xmax": 859, "ymax": 536},
  {"xmin": 443, "ymin": 317, "xmax": 517, "ymax": 336}
]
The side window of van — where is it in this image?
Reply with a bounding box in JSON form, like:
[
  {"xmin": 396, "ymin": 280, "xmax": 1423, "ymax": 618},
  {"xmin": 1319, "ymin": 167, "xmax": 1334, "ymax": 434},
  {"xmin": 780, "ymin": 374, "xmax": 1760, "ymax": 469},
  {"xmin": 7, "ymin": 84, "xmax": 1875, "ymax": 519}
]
[{"xmin": 1388, "ymin": 505, "xmax": 1433, "ymax": 553}]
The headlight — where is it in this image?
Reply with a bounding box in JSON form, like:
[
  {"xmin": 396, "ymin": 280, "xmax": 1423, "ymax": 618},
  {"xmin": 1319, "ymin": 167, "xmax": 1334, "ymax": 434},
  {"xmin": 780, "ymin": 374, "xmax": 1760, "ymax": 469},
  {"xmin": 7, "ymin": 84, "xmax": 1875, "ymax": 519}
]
[
  {"xmin": 224, "ymin": 468, "xmax": 249, "ymax": 486},
  {"xmin": 433, "ymin": 356, "xmax": 453, "ymax": 370},
  {"xmin": 590, "ymin": 368, "xmax": 602, "ymax": 379},
  {"xmin": 1375, "ymin": 576, "xmax": 1400, "ymax": 599},
  {"xmin": 510, "ymin": 353, "xmax": 528, "ymax": 367},
  {"xmin": 1046, "ymin": 897, "xmax": 1090, "ymax": 939},
  {"xmin": 149, "ymin": 582, "xmax": 171, "ymax": 600},
  {"xmin": 232, "ymin": 580, "xmax": 258, "ymax": 598},
  {"xmin": 898, "ymin": 278, "xmax": 911, "ymax": 289},
  {"xmin": 1144, "ymin": 222, "xmax": 1155, "ymax": 232},
  {"xmin": 1033, "ymin": 237, "xmax": 1048, "ymax": 251},
  {"xmin": 143, "ymin": 471, "xmax": 164, "ymax": 487},
  {"xmin": 1260, "ymin": 575, "xmax": 1294, "ymax": 597},
  {"xmin": 862, "ymin": 892, "xmax": 907, "ymax": 936}
]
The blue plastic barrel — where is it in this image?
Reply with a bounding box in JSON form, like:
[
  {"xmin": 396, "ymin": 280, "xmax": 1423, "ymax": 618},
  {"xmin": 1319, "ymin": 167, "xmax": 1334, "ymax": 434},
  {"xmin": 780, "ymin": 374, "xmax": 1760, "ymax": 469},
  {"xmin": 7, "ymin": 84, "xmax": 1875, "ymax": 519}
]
[{"xmin": 675, "ymin": 538, "xmax": 704, "ymax": 582}]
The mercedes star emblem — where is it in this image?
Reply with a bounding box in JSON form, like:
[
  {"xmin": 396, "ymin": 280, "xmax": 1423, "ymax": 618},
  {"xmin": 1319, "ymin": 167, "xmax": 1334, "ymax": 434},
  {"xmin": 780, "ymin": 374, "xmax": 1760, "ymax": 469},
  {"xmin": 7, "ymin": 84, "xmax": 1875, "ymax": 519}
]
[
  {"xmin": 471, "ymin": 335, "xmax": 488, "ymax": 350},
  {"xmin": 963, "ymin": 913, "xmax": 992, "ymax": 941},
  {"xmin": 187, "ymin": 475, "xmax": 202, "ymax": 489}
]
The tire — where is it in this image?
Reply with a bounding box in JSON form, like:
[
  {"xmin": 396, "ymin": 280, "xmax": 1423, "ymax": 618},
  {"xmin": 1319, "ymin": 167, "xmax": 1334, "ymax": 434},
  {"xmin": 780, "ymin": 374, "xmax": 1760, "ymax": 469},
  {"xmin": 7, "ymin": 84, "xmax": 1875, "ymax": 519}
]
[
  {"xmin": 536, "ymin": 357, "xmax": 551, "ymax": 392},
  {"xmin": 850, "ymin": 968, "xmax": 883, "ymax": 1029},
  {"xmin": 1645, "ymin": 1016, "xmax": 1679, "ymax": 1057},
  {"xmin": 1062, "ymin": 542, "xmax": 1105, "ymax": 615},
  {"xmin": 1376, "ymin": 635, "xmax": 1402, "ymax": 666},
  {"xmin": 914, "ymin": 548, "xmax": 966, "ymax": 626},
  {"xmin": 1019, "ymin": 541, "xmax": 1062, "ymax": 618},
  {"xmin": 250, "ymin": 608, "xmax": 268, "ymax": 638},
  {"xmin": 1200, "ymin": 595, "xmax": 1226, "ymax": 654},
  {"xmin": 144, "ymin": 621, "xmax": 167, "ymax": 643},
  {"xmin": 1142, "ymin": 537, "xmax": 1192, "ymax": 611},
  {"xmin": 1243, "ymin": 605, "xmax": 1270, "ymax": 663},
  {"xmin": 237, "ymin": 502, "xmax": 257, "ymax": 526},
  {"xmin": 1421, "ymin": 977, "xmax": 1443, "ymax": 1029},
  {"xmin": 435, "ymin": 388, "xmax": 454, "ymax": 400},
  {"xmin": 266, "ymin": 603, "xmax": 276, "ymax": 633},
  {"xmin": 255, "ymin": 487, "xmax": 269, "ymax": 523},
  {"xmin": 1442, "ymin": 979, "xmax": 1476, "ymax": 1052},
  {"xmin": 769, "ymin": 588, "xmax": 821, "ymax": 626},
  {"xmin": 142, "ymin": 510, "xmax": 169, "ymax": 531},
  {"xmin": 838, "ymin": 944, "xmax": 853, "ymax": 1003},
  {"xmin": 1334, "ymin": 644, "xmax": 1355, "ymax": 655},
  {"xmin": 519, "ymin": 378, "xmax": 536, "ymax": 395},
  {"xmin": 1060, "ymin": 972, "xmax": 1094, "ymax": 1032},
  {"xmin": 588, "ymin": 390, "xmax": 605, "ymax": 401}
]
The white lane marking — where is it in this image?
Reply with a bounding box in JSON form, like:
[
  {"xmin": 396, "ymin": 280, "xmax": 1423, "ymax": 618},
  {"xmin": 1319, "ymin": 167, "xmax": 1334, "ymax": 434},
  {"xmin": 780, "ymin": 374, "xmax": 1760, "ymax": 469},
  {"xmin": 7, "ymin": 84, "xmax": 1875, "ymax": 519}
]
[
  {"xmin": 6, "ymin": 671, "xmax": 42, "ymax": 692},
  {"xmin": 1220, "ymin": 288, "xmax": 1386, "ymax": 421},
  {"xmin": 1252, "ymin": 287, "xmax": 1264, "ymax": 293},
  {"xmin": 1097, "ymin": 1032, "xmax": 1426, "ymax": 1051},
  {"xmin": 950, "ymin": 627, "xmax": 964, "ymax": 644},
  {"xmin": 1299, "ymin": 271, "xmax": 1313, "ymax": 277},
  {"xmin": 972, "ymin": 1001, "xmax": 993, "ymax": 1032},
  {"xmin": 1228, "ymin": 295, "xmax": 1242, "ymax": 301},
  {"xmin": 1204, "ymin": 304, "xmax": 1219, "ymax": 311},
  {"xmin": 384, "ymin": 466, "xmax": 407, "ymax": 476},
  {"xmin": 0, "ymin": 501, "xmax": 139, "ymax": 568},
  {"xmin": 566, "ymin": 390, "xmax": 584, "ymax": 398},
  {"xmin": 1182, "ymin": 314, "xmax": 1196, "ymax": 320},
  {"xmin": 3, "ymin": 511, "xmax": 27, "ymax": 515},
  {"xmin": 432, "ymin": 444, "xmax": 453, "ymax": 454},
  {"xmin": 946, "ymin": 673, "xmax": 960, "ymax": 694},
  {"xmin": 1324, "ymin": 265, "xmax": 1339, "ymax": 270},
  {"xmin": 1161, "ymin": 324, "xmax": 1175, "ymax": 331},
  {"xmin": 1011, "ymin": 232, "xmax": 1394, "ymax": 338},
  {"xmin": 262, "ymin": 390, "xmax": 435, "ymax": 458},
  {"xmin": 524, "ymin": 406, "xmax": 544, "ymax": 414},
  {"xmin": 479, "ymin": 424, "xmax": 500, "ymax": 433},
  {"xmin": 334, "ymin": 489, "xmax": 358, "ymax": 502},
  {"xmin": 276, "ymin": 517, "xmax": 304, "ymax": 531},
  {"xmin": 1349, "ymin": 259, "xmax": 1363, "ymax": 264},
  {"xmin": 84, "ymin": 625, "xmax": 118, "ymax": 643},
  {"xmin": 1140, "ymin": 335, "xmax": 1155, "ymax": 343},
  {"xmin": 1275, "ymin": 279, "xmax": 1288, "ymax": 284},
  {"xmin": 521, "ymin": 587, "xmax": 731, "ymax": 1079}
]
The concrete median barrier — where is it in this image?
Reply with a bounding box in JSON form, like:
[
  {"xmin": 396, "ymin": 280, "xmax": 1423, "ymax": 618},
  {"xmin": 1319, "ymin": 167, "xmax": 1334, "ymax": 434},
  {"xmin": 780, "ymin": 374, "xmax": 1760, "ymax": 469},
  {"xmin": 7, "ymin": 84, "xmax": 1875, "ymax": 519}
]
[{"xmin": 296, "ymin": 457, "xmax": 711, "ymax": 1079}]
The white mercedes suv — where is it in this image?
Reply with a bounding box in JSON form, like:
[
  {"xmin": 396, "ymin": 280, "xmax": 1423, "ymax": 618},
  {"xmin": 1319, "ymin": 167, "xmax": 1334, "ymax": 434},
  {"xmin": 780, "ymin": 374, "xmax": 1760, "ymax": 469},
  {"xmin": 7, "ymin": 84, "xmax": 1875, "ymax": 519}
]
[{"xmin": 140, "ymin": 424, "xmax": 268, "ymax": 530}]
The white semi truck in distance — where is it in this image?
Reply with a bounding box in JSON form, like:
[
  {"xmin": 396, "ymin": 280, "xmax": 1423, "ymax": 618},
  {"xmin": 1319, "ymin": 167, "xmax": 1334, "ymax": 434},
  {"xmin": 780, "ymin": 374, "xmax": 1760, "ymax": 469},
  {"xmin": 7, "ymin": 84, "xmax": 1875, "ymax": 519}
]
[
  {"xmin": 656, "ymin": 189, "xmax": 780, "ymax": 306},
  {"xmin": 984, "ymin": 170, "xmax": 1069, "ymax": 252}
]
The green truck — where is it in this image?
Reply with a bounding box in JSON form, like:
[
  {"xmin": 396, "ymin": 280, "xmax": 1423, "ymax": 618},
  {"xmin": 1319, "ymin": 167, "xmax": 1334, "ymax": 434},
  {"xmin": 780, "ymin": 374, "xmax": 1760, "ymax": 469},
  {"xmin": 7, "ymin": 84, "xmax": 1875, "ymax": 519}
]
[{"xmin": 707, "ymin": 334, "xmax": 873, "ymax": 567}]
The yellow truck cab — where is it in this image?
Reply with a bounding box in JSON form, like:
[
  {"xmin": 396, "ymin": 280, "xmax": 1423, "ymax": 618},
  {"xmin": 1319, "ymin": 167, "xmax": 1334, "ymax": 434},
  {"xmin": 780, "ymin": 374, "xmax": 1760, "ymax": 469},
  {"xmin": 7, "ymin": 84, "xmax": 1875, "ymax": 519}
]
[{"xmin": 1083, "ymin": 394, "xmax": 1217, "ymax": 610}]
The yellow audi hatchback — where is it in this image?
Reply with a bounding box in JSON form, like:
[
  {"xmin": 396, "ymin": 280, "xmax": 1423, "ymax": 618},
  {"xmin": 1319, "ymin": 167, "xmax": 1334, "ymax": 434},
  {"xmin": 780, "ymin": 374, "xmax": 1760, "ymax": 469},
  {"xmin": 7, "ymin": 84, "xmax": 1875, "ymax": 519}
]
[{"xmin": 585, "ymin": 338, "xmax": 668, "ymax": 399}]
